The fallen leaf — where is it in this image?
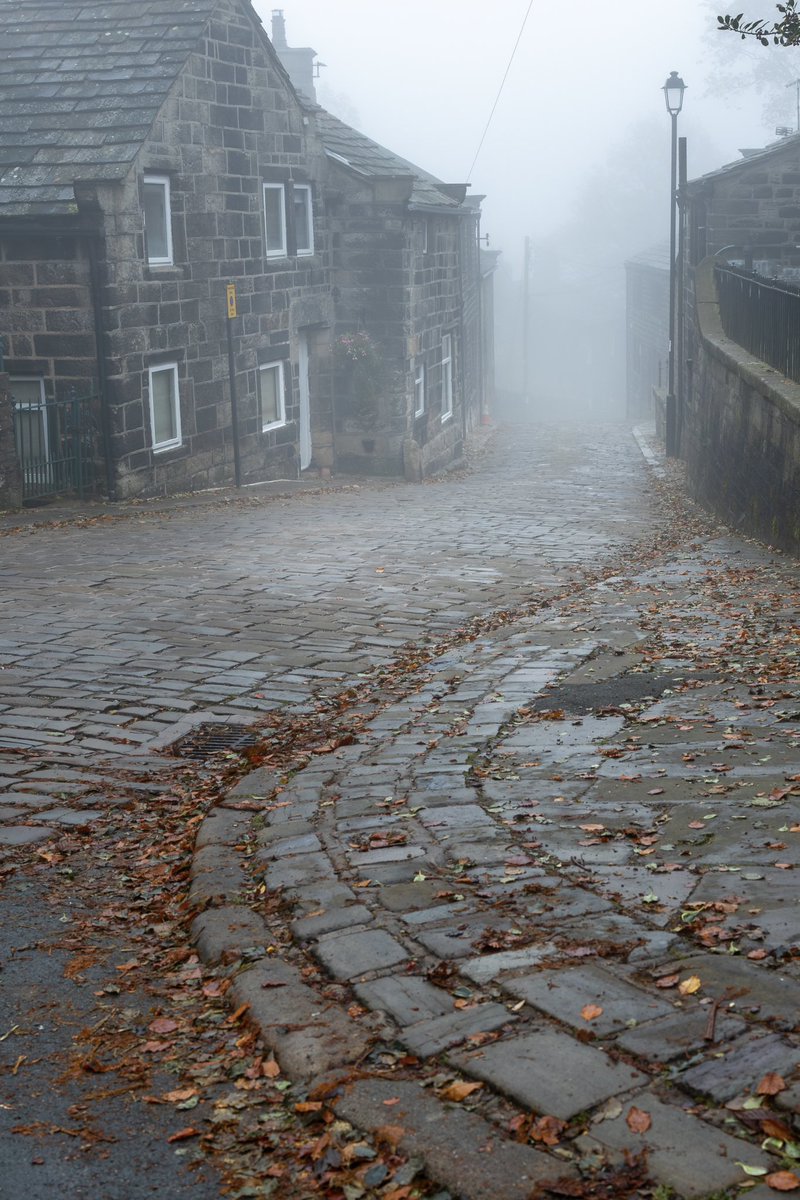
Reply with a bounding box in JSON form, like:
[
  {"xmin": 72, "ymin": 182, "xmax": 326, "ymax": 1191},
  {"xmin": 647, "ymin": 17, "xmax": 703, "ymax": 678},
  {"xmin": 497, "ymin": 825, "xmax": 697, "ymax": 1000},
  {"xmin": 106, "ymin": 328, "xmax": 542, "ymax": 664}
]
[
  {"xmin": 747, "ymin": 949, "xmax": 769, "ymax": 961},
  {"xmin": 626, "ymin": 1106, "xmax": 652, "ymax": 1134},
  {"xmin": 757, "ymin": 1073, "xmax": 787, "ymax": 1096},
  {"xmin": 580, "ymin": 1004, "xmax": 603, "ymax": 1022},
  {"xmin": 579, "ymin": 824, "xmax": 605, "ymax": 833},
  {"xmin": 678, "ymin": 975, "xmax": 702, "ymax": 996},
  {"xmin": 294, "ymin": 1101, "xmax": 323, "ymax": 1114},
  {"xmin": 262, "ymin": 1058, "xmax": 281, "ymax": 1079},
  {"xmin": 375, "ymin": 1124, "xmax": 405, "ymax": 1151},
  {"xmin": 766, "ymin": 1172, "xmax": 800, "ymax": 1191},
  {"xmin": 148, "ymin": 1018, "xmax": 178, "ymax": 1035},
  {"xmin": 655, "ymin": 973, "xmax": 680, "ymax": 989},
  {"xmin": 688, "ymin": 821, "xmax": 706, "ymax": 830},
  {"xmin": 166, "ymin": 1127, "xmax": 199, "ymax": 1143},
  {"xmin": 163, "ymin": 1087, "xmax": 197, "ymax": 1103},
  {"xmin": 441, "ymin": 1080, "xmax": 483, "ymax": 1102},
  {"xmin": 762, "ymin": 1117, "xmax": 796, "ymax": 1142}
]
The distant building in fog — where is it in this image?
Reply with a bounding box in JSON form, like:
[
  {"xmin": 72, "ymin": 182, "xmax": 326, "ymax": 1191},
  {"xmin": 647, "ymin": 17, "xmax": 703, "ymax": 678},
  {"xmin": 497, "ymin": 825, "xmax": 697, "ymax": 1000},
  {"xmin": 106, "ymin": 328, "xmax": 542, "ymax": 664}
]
[{"xmin": 624, "ymin": 243, "xmax": 670, "ymax": 422}]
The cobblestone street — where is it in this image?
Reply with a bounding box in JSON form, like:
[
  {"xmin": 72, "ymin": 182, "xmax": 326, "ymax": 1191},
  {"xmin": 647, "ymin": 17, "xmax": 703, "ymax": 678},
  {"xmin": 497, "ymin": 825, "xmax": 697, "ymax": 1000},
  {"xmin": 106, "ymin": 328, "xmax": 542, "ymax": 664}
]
[{"xmin": 2, "ymin": 421, "xmax": 800, "ymax": 1200}]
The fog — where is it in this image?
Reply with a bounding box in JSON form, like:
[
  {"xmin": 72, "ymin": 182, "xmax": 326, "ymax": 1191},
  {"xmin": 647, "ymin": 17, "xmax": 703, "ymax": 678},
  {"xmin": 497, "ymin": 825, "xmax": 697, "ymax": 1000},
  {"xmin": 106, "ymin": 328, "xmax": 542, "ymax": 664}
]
[{"xmin": 254, "ymin": 0, "xmax": 799, "ymax": 414}]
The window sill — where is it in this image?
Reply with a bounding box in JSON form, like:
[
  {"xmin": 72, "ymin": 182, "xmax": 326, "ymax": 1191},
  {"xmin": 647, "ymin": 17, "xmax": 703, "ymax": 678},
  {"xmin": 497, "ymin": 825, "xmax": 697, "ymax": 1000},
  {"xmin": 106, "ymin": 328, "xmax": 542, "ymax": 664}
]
[
  {"xmin": 441, "ymin": 412, "xmax": 453, "ymax": 425},
  {"xmin": 145, "ymin": 264, "xmax": 184, "ymax": 280},
  {"xmin": 261, "ymin": 419, "xmax": 287, "ymax": 433},
  {"xmin": 152, "ymin": 440, "xmax": 183, "ymax": 455}
]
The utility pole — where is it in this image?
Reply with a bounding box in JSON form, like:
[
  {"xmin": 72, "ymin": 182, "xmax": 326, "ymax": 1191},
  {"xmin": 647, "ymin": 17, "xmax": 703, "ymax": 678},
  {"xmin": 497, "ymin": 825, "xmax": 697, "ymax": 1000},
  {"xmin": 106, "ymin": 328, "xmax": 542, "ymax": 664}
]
[{"xmin": 522, "ymin": 235, "xmax": 531, "ymax": 407}]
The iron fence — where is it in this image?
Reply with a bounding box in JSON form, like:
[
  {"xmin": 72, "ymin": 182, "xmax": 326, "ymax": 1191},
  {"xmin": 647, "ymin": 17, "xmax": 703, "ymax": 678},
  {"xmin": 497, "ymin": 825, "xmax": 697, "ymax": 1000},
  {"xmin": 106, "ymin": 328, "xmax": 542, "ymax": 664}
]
[
  {"xmin": 715, "ymin": 264, "xmax": 800, "ymax": 384},
  {"xmin": 10, "ymin": 386, "xmax": 98, "ymax": 503}
]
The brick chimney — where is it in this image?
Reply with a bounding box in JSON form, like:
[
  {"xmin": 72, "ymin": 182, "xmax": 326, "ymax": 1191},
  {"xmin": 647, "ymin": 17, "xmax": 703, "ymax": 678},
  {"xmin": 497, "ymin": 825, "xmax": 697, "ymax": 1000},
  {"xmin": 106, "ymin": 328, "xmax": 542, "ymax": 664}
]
[{"xmin": 269, "ymin": 9, "xmax": 317, "ymax": 101}]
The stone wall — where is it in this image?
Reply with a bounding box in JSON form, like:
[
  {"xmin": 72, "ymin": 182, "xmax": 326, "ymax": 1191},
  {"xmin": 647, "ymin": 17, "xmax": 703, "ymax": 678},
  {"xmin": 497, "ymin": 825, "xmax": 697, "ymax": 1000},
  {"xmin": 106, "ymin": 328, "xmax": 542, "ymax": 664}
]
[
  {"xmin": 0, "ymin": 372, "xmax": 22, "ymax": 510},
  {"xmin": 0, "ymin": 231, "xmax": 97, "ymax": 401},
  {"xmin": 93, "ymin": 0, "xmax": 332, "ymax": 497},
  {"xmin": 685, "ymin": 256, "xmax": 800, "ymax": 554}
]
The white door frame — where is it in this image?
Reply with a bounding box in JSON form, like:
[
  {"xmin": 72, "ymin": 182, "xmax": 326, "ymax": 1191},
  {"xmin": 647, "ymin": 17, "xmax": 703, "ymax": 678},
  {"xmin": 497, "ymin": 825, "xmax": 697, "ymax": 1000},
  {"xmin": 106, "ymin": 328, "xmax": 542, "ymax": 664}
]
[{"xmin": 298, "ymin": 332, "xmax": 312, "ymax": 470}]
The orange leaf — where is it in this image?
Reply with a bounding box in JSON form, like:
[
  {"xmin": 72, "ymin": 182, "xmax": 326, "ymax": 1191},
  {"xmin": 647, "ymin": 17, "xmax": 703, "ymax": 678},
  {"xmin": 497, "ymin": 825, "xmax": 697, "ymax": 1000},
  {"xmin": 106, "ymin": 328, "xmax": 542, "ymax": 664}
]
[
  {"xmin": 226, "ymin": 1003, "xmax": 250, "ymax": 1024},
  {"xmin": 441, "ymin": 1080, "xmax": 483, "ymax": 1102},
  {"xmin": 626, "ymin": 1107, "xmax": 652, "ymax": 1134},
  {"xmin": 262, "ymin": 1058, "xmax": 281, "ymax": 1079},
  {"xmin": 163, "ymin": 1087, "xmax": 197, "ymax": 1103},
  {"xmin": 766, "ymin": 1171, "xmax": 800, "ymax": 1191},
  {"xmin": 375, "ymin": 1124, "xmax": 405, "ymax": 1151},
  {"xmin": 382, "ymin": 1097, "xmax": 401, "ymax": 1106},
  {"xmin": 579, "ymin": 824, "xmax": 605, "ymax": 833},
  {"xmin": 762, "ymin": 1117, "xmax": 796, "ymax": 1142},
  {"xmin": 678, "ymin": 975, "xmax": 702, "ymax": 996},
  {"xmin": 166, "ymin": 1127, "xmax": 199, "ymax": 1143},
  {"xmin": 148, "ymin": 1017, "xmax": 178, "ymax": 1035},
  {"xmin": 294, "ymin": 1101, "xmax": 323, "ymax": 1114},
  {"xmin": 757, "ymin": 1073, "xmax": 787, "ymax": 1096},
  {"xmin": 581, "ymin": 1004, "xmax": 603, "ymax": 1022}
]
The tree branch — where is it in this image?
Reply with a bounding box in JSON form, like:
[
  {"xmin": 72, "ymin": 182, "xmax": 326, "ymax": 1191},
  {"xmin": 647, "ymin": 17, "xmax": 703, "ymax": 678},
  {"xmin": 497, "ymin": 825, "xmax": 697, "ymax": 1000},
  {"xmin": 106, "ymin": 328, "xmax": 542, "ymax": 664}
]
[{"xmin": 718, "ymin": 2, "xmax": 800, "ymax": 44}]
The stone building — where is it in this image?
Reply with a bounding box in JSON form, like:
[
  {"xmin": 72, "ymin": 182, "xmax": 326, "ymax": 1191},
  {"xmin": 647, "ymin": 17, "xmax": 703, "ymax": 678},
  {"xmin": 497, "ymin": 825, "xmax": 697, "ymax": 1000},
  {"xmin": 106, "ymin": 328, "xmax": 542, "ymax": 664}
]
[
  {"xmin": 271, "ymin": 13, "xmax": 489, "ymax": 479},
  {"xmin": 624, "ymin": 243, "xmax": 669, "ymax": 421},
  {"xmin": 0, "ymin": 0, "xmax": 493, "ymax": 503},
  {"xmin": 684, "ymin": 133, "xmax": 800, "ymax": 279}
]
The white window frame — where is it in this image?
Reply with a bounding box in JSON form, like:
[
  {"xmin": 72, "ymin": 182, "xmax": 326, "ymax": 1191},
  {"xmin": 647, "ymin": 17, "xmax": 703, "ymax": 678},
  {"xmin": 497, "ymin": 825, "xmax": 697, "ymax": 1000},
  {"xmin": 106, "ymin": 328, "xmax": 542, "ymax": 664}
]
[
  {"xmin": 421, "ymin": 219, "xmax": 429, "ymax": 255},
  {"xmin": 413, "ymin": 358, "xmax": 425, "ymax": 418},
  {"xmin": 10, "ymin": 376, "xmax": 49, "ymax": 472},
  {"xmin": 258, "ymin": 360, "xmax": 286, "ymax": 432},
  {"xmin": 148, "ymin": 362, "xmax": 182, "ymax": 452},
  {"xmin": 293, "ymin": 183, "xmax": 314, "ymax": 256},
  {"xmin": 263, "ymin": 182, "xmax": 287, "ymax": 259},
  {"xmin": 440, "ymin": 334, "xmax": 453, "ymax": 422},
  {"xmin": 143, "ymin": 174, "xmax": 173, "ymax": 266}
]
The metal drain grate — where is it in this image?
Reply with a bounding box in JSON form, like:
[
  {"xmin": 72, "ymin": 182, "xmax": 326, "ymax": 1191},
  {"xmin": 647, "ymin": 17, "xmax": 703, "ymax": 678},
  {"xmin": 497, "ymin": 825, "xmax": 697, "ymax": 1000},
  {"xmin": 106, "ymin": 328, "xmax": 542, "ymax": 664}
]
[{"xmin": 169, "ymin": 722, "xmax": 259, "ymax": 760}]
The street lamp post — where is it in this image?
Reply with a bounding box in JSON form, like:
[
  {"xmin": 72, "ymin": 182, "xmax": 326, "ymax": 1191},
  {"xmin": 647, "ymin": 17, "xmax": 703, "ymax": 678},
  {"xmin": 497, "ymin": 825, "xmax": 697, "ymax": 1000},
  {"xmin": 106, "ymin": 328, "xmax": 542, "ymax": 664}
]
[{"xmin": 663, "ymin": 70, "xmax": 686, "ymax": 458}]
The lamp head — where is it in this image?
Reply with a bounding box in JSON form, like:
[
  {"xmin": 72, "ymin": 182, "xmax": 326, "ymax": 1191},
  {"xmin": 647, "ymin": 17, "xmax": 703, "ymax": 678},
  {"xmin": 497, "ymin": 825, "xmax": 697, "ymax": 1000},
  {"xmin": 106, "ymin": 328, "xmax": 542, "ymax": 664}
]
[{"xmin": 663, "ymin": 71, "xmax": 687, "ymax": 117}]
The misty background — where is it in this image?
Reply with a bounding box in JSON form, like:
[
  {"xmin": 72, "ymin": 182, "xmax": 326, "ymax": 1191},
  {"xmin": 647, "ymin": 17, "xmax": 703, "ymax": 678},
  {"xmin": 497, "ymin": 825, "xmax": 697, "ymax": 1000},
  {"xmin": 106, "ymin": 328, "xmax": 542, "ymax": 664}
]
[{"xmin": 254, "ymin": 0, "xmax": 800, "ymax": 415}]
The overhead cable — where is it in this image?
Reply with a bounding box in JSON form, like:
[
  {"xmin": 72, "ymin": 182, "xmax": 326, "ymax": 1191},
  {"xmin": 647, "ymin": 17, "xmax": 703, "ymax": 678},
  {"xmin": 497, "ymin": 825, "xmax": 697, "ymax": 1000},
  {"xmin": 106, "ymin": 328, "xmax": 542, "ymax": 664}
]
[{"xmin": 466, "ymin": 0, "xmax": 535, "ymax": 181}]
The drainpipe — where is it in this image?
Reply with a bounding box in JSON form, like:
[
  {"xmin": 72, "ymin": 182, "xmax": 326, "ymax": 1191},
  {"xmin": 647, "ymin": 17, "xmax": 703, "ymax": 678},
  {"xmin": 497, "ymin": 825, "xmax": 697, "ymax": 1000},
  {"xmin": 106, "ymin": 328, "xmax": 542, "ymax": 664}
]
[{"xmin": 86, "ymin": 233, "xmax": 116, "ymax": 499}]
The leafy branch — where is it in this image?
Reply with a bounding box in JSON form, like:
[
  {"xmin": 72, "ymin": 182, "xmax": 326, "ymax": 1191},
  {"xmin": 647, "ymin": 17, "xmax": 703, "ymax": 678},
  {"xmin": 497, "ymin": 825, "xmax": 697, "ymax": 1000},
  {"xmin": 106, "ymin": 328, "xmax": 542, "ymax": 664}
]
[{"xmin": 718, "ymin": 2, "xmax": 800, "ymax": 44}]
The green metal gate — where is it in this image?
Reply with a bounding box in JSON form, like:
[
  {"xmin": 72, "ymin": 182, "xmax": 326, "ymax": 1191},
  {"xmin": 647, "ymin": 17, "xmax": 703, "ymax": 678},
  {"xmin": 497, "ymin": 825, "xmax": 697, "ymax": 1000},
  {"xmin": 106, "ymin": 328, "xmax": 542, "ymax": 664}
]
[{"xmin": 10, "ymin": 384, "xmax": 97, "ymax": 503}]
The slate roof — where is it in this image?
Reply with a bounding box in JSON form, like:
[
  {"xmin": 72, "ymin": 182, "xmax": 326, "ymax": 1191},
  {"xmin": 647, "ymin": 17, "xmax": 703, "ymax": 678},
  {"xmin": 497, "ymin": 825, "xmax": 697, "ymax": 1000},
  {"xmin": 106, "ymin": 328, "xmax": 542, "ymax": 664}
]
[
  {"xmin": 688, "ymin": 133, "xmax": 800, "ymax": 190},
  {"xmin": 0, "ymin": 0, "xmax": 218, "ymax": 215},
  {"xmin": 313, "ymin": 108, "xmax": 463, "ymax": 211},
  {"xmin": 625, "ymin": 242, "xmax": 670, "ymax": 272}
]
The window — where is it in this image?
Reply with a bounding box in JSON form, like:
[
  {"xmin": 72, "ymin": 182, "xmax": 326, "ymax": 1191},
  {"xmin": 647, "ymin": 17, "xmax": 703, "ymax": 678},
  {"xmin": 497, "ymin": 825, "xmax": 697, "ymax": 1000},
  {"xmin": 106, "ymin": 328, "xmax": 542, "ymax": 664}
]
[
  {"xmin": 293, "ymin": 184, "xmax": 314, "ymax": 256},
  {"xmin": 258, "ymin": 361, "xmax": 286, "ymax": 431},
  {"xmin": 441, "ymin": 334, "xmax": 453, "ymax": 421},
  {"xmin": 10, "ymin": 377, "xmax": 48, "ymax": 467},
  {"xmin": 143, "ymin": 175, "xmax": 173, "ymax": 265},
  {"xmin": 148, "ymin": 363, "xmax": 181, "ymax": 451},
  {"xmin": 413, "ymin": 358, "xmax": 425, "ymax": 418},
  {"xmin": 264, "ymin": 183, "xmax": 287, "ymax": 258}
]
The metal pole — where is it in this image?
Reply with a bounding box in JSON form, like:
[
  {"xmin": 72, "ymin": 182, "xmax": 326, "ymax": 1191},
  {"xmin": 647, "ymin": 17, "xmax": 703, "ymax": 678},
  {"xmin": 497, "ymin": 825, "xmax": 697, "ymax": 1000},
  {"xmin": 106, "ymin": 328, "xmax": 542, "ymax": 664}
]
[
  {"xmin": 676, "ymin": 136, "xmax": 688, "ymax": 456},
  {"xmin": 226, "ymin": 302, "xmax": 242, "ymax": 487},
  {"xmin": 666, "ymin": 111, "xmax": 678, "ymax": 457},
  {"xmin": 522, "ymin": 235, "xmax": 530, "ymax": 407}
]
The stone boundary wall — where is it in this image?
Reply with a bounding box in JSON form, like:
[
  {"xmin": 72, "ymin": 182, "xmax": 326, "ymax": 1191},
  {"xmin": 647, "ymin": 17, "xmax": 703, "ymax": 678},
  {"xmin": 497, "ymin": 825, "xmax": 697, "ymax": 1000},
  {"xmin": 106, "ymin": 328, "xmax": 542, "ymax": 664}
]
[
  {"xmin": 0, "ymin": 372, "xmax": 22, "ymax": 510},
  {"xmin": 685, "ymin": 255, "xmax": 800, "ymax": 555}
]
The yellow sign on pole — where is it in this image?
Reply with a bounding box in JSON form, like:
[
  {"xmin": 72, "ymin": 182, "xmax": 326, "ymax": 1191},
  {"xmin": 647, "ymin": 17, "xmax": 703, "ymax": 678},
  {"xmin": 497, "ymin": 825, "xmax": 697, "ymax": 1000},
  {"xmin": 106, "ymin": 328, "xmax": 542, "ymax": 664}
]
[{"xmin": 226, "ymin": 283, "xmax": 237, "ymax": 319}]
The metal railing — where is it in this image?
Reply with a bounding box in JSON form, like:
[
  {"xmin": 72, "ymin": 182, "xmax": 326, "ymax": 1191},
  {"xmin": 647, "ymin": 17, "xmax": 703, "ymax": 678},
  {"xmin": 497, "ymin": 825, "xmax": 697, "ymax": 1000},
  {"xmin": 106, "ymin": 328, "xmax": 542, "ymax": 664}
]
[
  {"xmin": 715, "ymin": 264, "xmax": 800, "ymax": 384},
  {"xmin": 10, "ymin": 387, "xmax": 97, "ymax": 503}
]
